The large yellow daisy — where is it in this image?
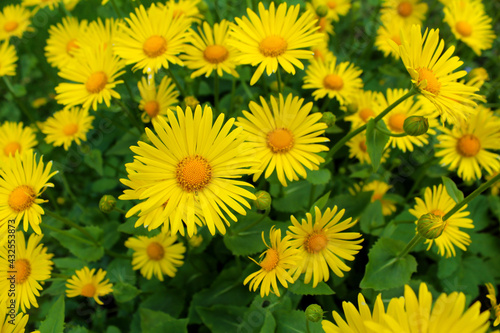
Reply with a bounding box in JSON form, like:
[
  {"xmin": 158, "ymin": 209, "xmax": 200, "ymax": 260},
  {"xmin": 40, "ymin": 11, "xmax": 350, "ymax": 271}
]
[
  {"xmin": 380, "ymin": 0, "xmax": 428, "ymax": 25},
  {"xmin": 311, "ymin": 0, "xmax": 352, "ymax": 22},
  {"xmin": 236, "ymin": 93, "xmax": 329, "ymax": 187},
  {"xmin": 0, "ymin": 41, "xmax": 17, "ymax": 77},
  {"xmin": 44, "ymin": 17, "xmax": 88, "ymax": 69},
  {"xmin": 66, "ymin": 266, "xmax": 113, "ymax": 305},
  {"xmin": 0, "ymin": 4, "xmax": 33, "ymax": 41},
  {"xmin": 137, "ymin": 75, "xmax": 179, "ymax": 123},
  {"xmin": 229, "ymin": 2, "xmax": 323, "ymax": 85},
  {"xmin": 0, "ymin": 122, "xmax": 37, "ymax": 165},
  {"xmin": 121, "ymin": 105, "xmax": 256, "ymax": 236}
]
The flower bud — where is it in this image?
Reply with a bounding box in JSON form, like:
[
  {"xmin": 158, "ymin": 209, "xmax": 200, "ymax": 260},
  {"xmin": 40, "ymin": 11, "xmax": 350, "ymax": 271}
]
[
  {"xmin": 197, "ymin": 0, "xmax": 209, "ymax": 13},
  {"xmin": 184, "ymin": 96, "xmax": 200, "ymax": 110},
  {"xmin": 269, "ymin": 81, "xmax": 280, "ymax": 92},
  {"xmin": 253, "ymin": 191, "xmax": 272, "ymax": 210},
  {"xmin": 305, "ymin": 304, "xmax": 324, "ymax": 322},
  {"xmin": 188, "ymin": 234, "xmax": 203, "ymax": 248},
  {"xmin": 315, "ymin": 5, "xmax": 329, "ymax": 18},
  {"xmin": 321, "ymin": 112, "xmax": 336, "ymax": 127},
  {"xmin": 99, "ymin": 195, "xmax": 116, "ymax": 213},
  {"xmin": 417, "ymin": 213, "xmax": 446, "ymax": 239},
  {"xmin": 403, "ymin": 116, "xmax": 429, "ymax": 136}
]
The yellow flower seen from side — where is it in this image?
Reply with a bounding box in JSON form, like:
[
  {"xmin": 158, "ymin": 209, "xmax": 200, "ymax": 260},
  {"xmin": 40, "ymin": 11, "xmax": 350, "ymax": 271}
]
[
  {"xmin": 44, "ymin": 17, "xmax": 88, "ymax": 69},
  {"xmin": 66, "ymin": 266, "xmax": 113, "ymax": 305},
  {"xmin": 0, "ymin": 121, "xmax": 37, "ymax": 165},
  {"xmin": 380, "ymin": 0, "xmax": 428, "ymax": 25},
  {"xmin": 486, "ymin": 283, "xmax": 500, "ymax": 326},
  {"xmin": 0, "ymin": 5, "xmax": 33, "ymax": 41},
  {"xmin": 41, "ymin": 107, "xmax": 95, "ymax": 151},
  {"xmin": 138, "ymin": 75, "xmax": 179, "ymax": 123},
  {"xmin": 311, "ymin": 0, "xmax": 352, "ymax": 22},
  {"xmin": 244, "ymin": 226, "xmax": 301, "ymax": 297},
  {"xmin": 157, "ymin": 0, "xmax": 204, "ymax": 25},
  {"xmin": 229, "ymin": 2, "xmax": 323, "ymax": 85},
  {"xmin": 125, "ymin": 232, "xmax": 186, "ymax": 281},
  {"xmin": 0, "ymin": 41, "xmax": 17, "ymax": 77}
]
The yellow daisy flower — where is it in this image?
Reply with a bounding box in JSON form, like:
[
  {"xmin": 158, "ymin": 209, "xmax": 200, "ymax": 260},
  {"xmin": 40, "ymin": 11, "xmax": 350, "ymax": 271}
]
[
  {"xmin": 121, "ymin": 105, "xmax": 256, "ymax": 236},
  {"xmin": 0, "ymin": 41, "xmax": 17, "ymax": 77},
  {"xmin": 181, "ymin": 20, "xmax": 240, "ymax": 78},
  {"xmin": 236, "ymin": 93, "xmax": 329, "ymax": 187},
  {"xmin": 44, "ymin": 17, "xmax": 88, "ymax": 69},
  {"xmin": 303, "ymin": 56, "xmax": 363, "ymax": 104},
  {"xmin": 244, "ymin": 226, "xmax": 301, "ymax": 297},
  {"xmin": 351, "ymin": 180, "xmax": 396, "ymax": 216},
  {"xmin": 125, "ymin": 232, "xmax": 186, "ymax": 281},
  {"xmin": 287, "ymin": 206, "xmax": 363, "ymax": 287},
  {"xmin": 0, "ymin": 302, "xmax": 28, "ymax": 332},
  {"xmin": 0, "ymin": 232, "xmax": 54, "ymax": 312},
  {"xmin": 0, "ymin": 151, "xmax": 57, "ymax": 234},
  {"xmin": 346, "ymin": 132, "xmax": 390, "ymax": 165},
  {"xmin": 77, "ymin": 17, "xmax": 123, "ymax": 55},
  {"xmin": 138, "ymin": 75, "xmax": 179, "ymax": 123},
  {"xmin": 375, "ymin": 19, "xmax": 409, "ymax": 60},
  {"xmin": 344, "ymin": 90, "xmax": 383, "ymax": 129},
  {"xmin": 157, "ymin": 0, "xmax": 204, "ymax": 25},
  {"xmin": 22, "ymin": 0, "xmax": 61, "ymax": 10},
  {"xmin": 41, "ymin": 107, "xmax": 95, "ymax": 151},
  {"xmin": 0, "ymin": 121, "xmax": 37, "ymax": 164},
  {"xmin": 66, "ymin": 266, "xmax": 113, "ymax": 305},
  {"xmin": 486, "ymin": 283, "xmax": 500, "ymax": 327},
  {"xmin": 114, "ymin": 4, "xmax": 191, "ymax": 74},
  {"xmin": 394, "ymin": 24, "xmax": 480, "ymax": 124},
  {"xmin": 229, "ymin": 2, "xmax": 323, "ymax": 85},
  {"xmin": 310, "ymin": 39, "xmax": 333, "ymax": 62},
  {"xmin": 444, "ymin": 0, "xmax": 495, "ymax": 56},
  {"xmin": 380, "ymin": 0, "xmax": 428, "ymax": 25},
  {"xmin": 487, "ymin": 172, "xmax": 500, "ymax": 196},
  {"xmin": 55, "ymin": 45, "xmax": 125, "ymax": 111},
  {"xmin": 435, "ymin": 106, "xmax": 500, "ymax": 182},
  {"xmin": 0, "ymin": 4, "xmax": 33, "ymax": 41},
  {"xmin": 409, "ymin": 184, "xmax": 473, "ymax": 257},
  {"xmin": 311, "ymin": 0, "xmax": 352, "ymax": 22},
  {"xmin": 306, "ymin": 3, "xmax": 334, "ymax": 41}
]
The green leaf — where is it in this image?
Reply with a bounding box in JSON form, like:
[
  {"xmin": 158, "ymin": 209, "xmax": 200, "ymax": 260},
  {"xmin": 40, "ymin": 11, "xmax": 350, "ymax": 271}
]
[
  {"xmin": 107, "ymin": 258, "xmax": 136, "ymax": 285},
  {"xmin": 53, "ymin": 257, "xmax": 87, "ymax": 271},
  {"xmin": 488, "ymin": 195, "xmax": 500, "ymax": 222},
  {"xmin": 275, "ymin": 310, "xmax": 323, "ymax": 333},
  {"xmin": 113, "ymin": 282, "xmax": 141, "ymax": 303},
  {"xmin": 117, "ymin": 217, "xmax": 157, "ymax": 236},
  {"xmin": 360, "ymin": 237, "xmax": 417, "ymax": 290},
  {"xmin": 67, "ymin": 326, "xmax": 90, "ymax": 333},
  {"xmin": 260, "ymin": 312, "xmax": 276, "ymax": 333},
  {"xmin": 306, "ymin": 169, "xmax": 331, "ymax": 185},
  {"xmin": 197, "ymin": 305, "xmax": 248, "ymax": 333},
  {"xmin": 140, "ymin": 308, "xmax": 188, "ymax": 333},
  {"xmin": 467, "ymin": 195, "xmax": 491, "ymax": 231},
  {"xmin": 106, "ymin": 326, "xmax": 121, "ymax": 333},
  {"xmin": 359, "ymin": 200, "xmax": 385, "ymax": 235},
  {"xmin": 288, "ymin": 278, "xmax": 335, "ymax": 295},
  {"xmin": 442, "ymin": 177, "xmax": 464, "ymax": 203},
  {"xmin": 51, "ymin": 226, "xmax": 104, "ymax": 262},
  {"xmin": 84, "ymin": 149, "xmax": 104, "ymax": 176},
  {"xmin": 39, "ymin": 296, "xmax": 65, "ymax": 333},
  {"xmin": 327, "ymin": 191, "xmax": 373, "ymax": 220},
  {"xmin": 140, "ymin": 287, "xmax": 186, "ymax": 318},
  {"xmin": 469, "ymin": 232, "xmax": 500, "ymax": 258},
  {"xmin": 42, "ymin": 279, "xmax": 66, "ymax": 296},
  {"xmin": 437, "ymin": 253, "xmax": 461, "ymax": 280},
  {"xmin": 366, "ymin": 118, "xmax": 389, "ymax": 172},
  {"xmin": 273, "ymin": 180, "xmax": 324, "ymax": 213},
  {"xmin": 309, "ymin": 191, "xmax": 330, "ymax": 214}
]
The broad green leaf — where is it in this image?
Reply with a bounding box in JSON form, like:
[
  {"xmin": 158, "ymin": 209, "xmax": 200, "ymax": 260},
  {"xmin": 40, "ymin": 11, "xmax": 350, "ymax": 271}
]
[
  {"xmin": 289, "ymin": 278, "xmax": 335, "ymax": 295},
  {"xmin": 359, "ymin": 200, "xmax": 385, "ymax": 235},
  {"xmin": 107, "ymin": 258, "xmax": 136, "ymax": 285},
  {"xmin": 117, "ymin": 217, "xmax": 158, "ymax": 236},
  {"xmin": 260, "ymin": 312, "xmax": 276, "ymax": 333},
  {"xmin": 53, "ymin": 257, "xmax": 87, "ymax": 271},
  {"xmin": 67, "ymin": 326, "xmax": 89, "ymax": 333},
  {"xmin": 437, "ymin": 252, "xmax": 461, "ymax": 280},
  {"xmin": 442, "ymin": 177, "xmax": 464, "ymax": 203},
  {"xmin": 327, "ymin": 191, "xmax": 373, "ymax": 220},
  {"xmin": 309, "ymin": 191, "xmax": 331, "ymax": 215},
  {"xmin": 366, "ymin": 118, "xmax": 389, "ymax": 172},
  {"xmin": 41, "ymin": 279, "xmax": 66, "ymax": 296},
  {"xmin": 306, "ymin": 169, "xmax": 331, "ymax": 185},
  {"xmin": 106, "ymin": 326, "xmax": 121, "ymax": 333},
  {"xmin": 273, "ymin": 180, "xmax": 325, "ymax": 213},
  {"xmin": 275, "ymin": 310, "xmax": 323, "ymax": 333},
  {"xmin": 488, "ymin": 195, "xmax": 500, "ymax": 222},
  {"xmin": 140, "ymin": 287, "xmax": 186, "ymax": 318},
  {"xmin": 467, "ymin": 195, "xmax": 491, "ymax": 231},
  {"xmin": 197, "ymin": 305, "xmax": 248, "ymax": 333},
  {"xmin": 469, "ymin": 232, "xmax": 500, "ymax": 258},
  {"xmin": 84, "ymin": 149, "xmax": 104, "ymax": 176},
  {"xmin": 39, "ymin": 296, "xmax": 65, "ymax": 333},
  {"xmin": 51, "ymin": 226, "xmax": 104, "ymax": 262},
  {"xmin": 140, "ymin": 308, "xmax": 188, "ymax": 333},
  {"xmin": 113, "ymin": 282, "xmax": 141, "ymax": 303}
]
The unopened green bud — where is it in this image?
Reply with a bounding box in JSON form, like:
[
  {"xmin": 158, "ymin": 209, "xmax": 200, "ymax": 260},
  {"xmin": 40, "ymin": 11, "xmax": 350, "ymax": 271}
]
[
  {"xmin": 321, "ymin": 112, "xmax": 336, "ymax": 127},
  {"xmin": 316, "ymin": 5, "xmax": 329, "ymax": 18},
  {"xmin": 197, "ymin": 0, "xmax": 209, "ymax": 13},
  {"xmin": 305, "ymin": 304, "xmax": 324, "ymax": 322},
  {"xmin": 253, "ymin": 191, "xmax": 272, "ymax": 210},
  {"xmin": 404, "ymin": 116, "xmax": 429, "ymax": 136},
  {"xmin": 417, "ymin": 213, "xmax": 445, "ymax": 239},
  {"xmin": 99, "ymin": 195, "xmax": 117, "ymax": 213}
]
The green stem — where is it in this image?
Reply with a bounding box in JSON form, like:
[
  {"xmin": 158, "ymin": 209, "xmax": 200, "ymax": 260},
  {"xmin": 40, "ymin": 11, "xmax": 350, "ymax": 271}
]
[
  {"xmin": 51, "ymin": 273, "xmax": 70, "ymax": 279},
  {"xmin": 45, "ymin": 209, "xmax": 99, "ymax": 245},
  {"xmin": 306, "ymin": 320, "xmax": 311, "ymax": 333},
  {"xmin": 166, "ymin": 67, "xmax": 186, "ymax": 97},
  {"xmin": 376, "ymin": 123, "xmax": 408, "ymax": 137},
  {"xmin": 396, "ymin": 233, "xmax": 424, "ymax": 260},
  {"xmin": 59, "ymin": 0, "xmax": 72, "ymax": 17},
  {"xmin": 116, "ymin": 100, "xmax": 143, "ymax": 133},
  {"xmin": 110, "ymin": 0, "xmax": 123, "ymax": 18},
  {"xmin": 276, "ymin": 67, "xmax": 283, "ymax": 94},
  {"xmin": 228, "ymin": 77, "xmax": 237, "ymax": 116},
  {"xmin": 42, "ymin": 223, "xmax": 95, "ymax": 246},
  {"xmin": 443, "ymin": 173, "xmax": 500, "ymax": 221},
  {"xmin": 319, "ymin": 98, "xmax": 330, "ymax": 113},
  {"xmin": 239, "ymin": 76, "xmax": 254, "ymax": 100},
  {"xmin": 113, "ymin": 207, "xmax": 127, "ymax": 215},
  {"xmin": 214, "ymin": 74, "xmax": 220, "ymax": 111},
  {"xmin": 308, "ymin": 185, "xmax": 316, "ymax": 208},
  {"xmin": 236, "ymin": 208, "xmax": 270, "ymax": 234},
  {"xmin": 3, "ymin": 77, "xmax": 38, "ymax": 129}
]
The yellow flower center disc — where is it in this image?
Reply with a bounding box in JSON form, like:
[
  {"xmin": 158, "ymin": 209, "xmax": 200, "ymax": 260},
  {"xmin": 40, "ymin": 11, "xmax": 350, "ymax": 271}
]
[
  {"xmin": 3, "ymin": 141, "xmax": 21, "ymax": 156},
  {"xmin": 397, "ymin": 1, "xmax": 413, "ymax": 17},
  {"xmin": 81, "ymin": 283, "xmax": 96, "ymax": 297},
  {"xmin": 146, "ymin": 242, "xmax": 165, "ymax": 261},
  {"xmin": 456, "ymin": 134, "xmax": 481, "ymax": 157},
  {"xmin": 359, "ymin": 140, "xmax": 367, "ymax": 152},
  {"xmin": 455, "ymin": 21, "xmax": 472, "ymax": 37},
  {"xmin": 143, "ymin": 35, "xmax": 167, "ymax": 58},
  {"xmin": 318, "ymin": 18, "xmax": 327, "ymax": 32},
  {"xmin": 15, "ymin": 259, "xmax": 31, "ymax": 284},
  {"xmin": 388, "ymin": 113, "xmax": 406, "ymax": 132},
  {"xmin": 323, "ymin": 74, "xmax": 344, "ymax": 91},
  {"xmin": 8, "ymin": 185, "xmax": 36, "ymax": 212},
  {"xmin": 260, "ymin": 248, "xmax": 279, "ymax": 271},
  {"xmin": 63, "ymin": 123, "xmax": 79, "ymax": 136},
  {"xmin": 417, "ymin": 68, "xmax": 441, "ymax": 94},
  {"xmin": 259, "ymin": 35, "xmax": 288, "ymax": 57},
  {"xmin": 66, "ymin": 38, "xmax": 79, "ymax": 55},
  {"xmin": 306, "ymin": 233, "xmax": 328, "ymax": 253},
  {"xmin": 4, "ymin": 21, "xmax": 19, "ymax": 33},
  {"xmin": 327, "ymin": 1, "xmax": 337, "ymax": 9},
  {"xmin": 176, "ymin": 155, "xmax": 212, "ymax": 192},
  {"xmin": 203, "ymin": 45, "xmax": 229, "ymax": 64},
  {"xmin": 144, "ymin": 100, "xmax": 160, "ymax": 118},
  {"xmin": 359, "ymin": 108, "xmax": 375, "ymax": 123},
  {"xmin": 267, "ymin": 128, "xmax": 294, "ymax": 153},
  {"xmin": 85, "ymin": 71, "xmax": 108, "ymax": 94}
]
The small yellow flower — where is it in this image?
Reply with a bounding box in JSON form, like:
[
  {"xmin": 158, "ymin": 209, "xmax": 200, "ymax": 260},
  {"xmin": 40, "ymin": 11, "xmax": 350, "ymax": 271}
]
[
  {"xmin": 486, "ymin": 283, "xmax": 500, "ymax": 326},
  {"xmin": 66, "ymin": 267, "xmax": 113, "ymax": 305}
]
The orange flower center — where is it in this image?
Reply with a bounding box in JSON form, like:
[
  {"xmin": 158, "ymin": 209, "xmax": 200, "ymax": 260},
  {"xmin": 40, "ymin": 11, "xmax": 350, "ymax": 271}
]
[
  {"xmin": 455, "ymin": 21, "xmax": 472, "ymax": 37},
  {"xmin": 391, "ymin": 35, "xmax": 401, "ymax": 45},
  {"xmin": 146, "ymin": 242, "xmax": 165, "ymax": 261},
  {"xmin": 3, "ymin": 141, "xmax": 21, "ymax": 156},
  {"xmin": 66, "ymin": 39, "xmax": 79, "ymax": 55},
  {"xmin": 144, "ymin": 100, "xmax": 160, "ymax": 118},
  {"xmin": 267, "ymin": 128, "xmax": 294, "ymax": 153},
  {"xmin": 306, "ymin": 233, "xmax": 328, "ymax": 253},
  {"xmin": 203, "ymin": 44, "xmax": 229, "ymax": 64},
  {"xmin": 260, "ymin": 248, "xmax": 279, "ymax": 271},
  {"xmin": 63, "ymin": 123, "xmax": 79, "ymax": 136},
  {"xmin": 318, "ymin": 17, "xmax": 327, "ymax": 32},
  {"xmin": 327, "ymin": 1, "xmax": 337, "ymax": 9},
  {"xmin": 397, "ymin": 1, "xmax": 413, "ymax": 17},
  {"xmin": 85, "ymin": 71, "xmax": 108, "ymax": 94},
  {"xmin": 176, "ymin": 155, "xmax": 212, "ymax": 192},
  {"xmin": 372, "ymin": 193, "xmax": 383, "ymax": 201},
  {"xmin": 14, "ymin": 259, "xmax": 31, "ymax": 284},
  {"xmin": 4, "ymin": 21, "xmax": 19, "ymax": 33},
  {"xmin": 417, "ymin": 68, "xmax": 441, "ymax": 94},
  {"xmin": 323, "ymin": 74, "xmax": 344, "ymax": 91},
  {"xmin": 388, "ymin": 113, "xmax": 406, "ymax": 132},
  {"xmin": 81, "ymin": 283, "xmax": 96, "ymax": 297},
  {"xmin": 431, "ymin": 209, "xmax": 445, "ymax": 217},
  {"xmin": 143, "ymin": 35, "xmax": 167, "ymax": 58},
  {"xmin": 359, "ymin": 108, "xmax": 375, "ymax": 122},
  {"xmin": 259, "ymin": 35, "xmax": 288, "ymax": 57},
  {"xmin": 456, "ymin": 134, "xmax": 481, "ymax": 157},
  {"xmin": 359, "ymin": 140, "xmax": 367, "ymax": 152},
  {"xmin": 8, "ymin": 185, "xmax": 36, "ymax": 212}
]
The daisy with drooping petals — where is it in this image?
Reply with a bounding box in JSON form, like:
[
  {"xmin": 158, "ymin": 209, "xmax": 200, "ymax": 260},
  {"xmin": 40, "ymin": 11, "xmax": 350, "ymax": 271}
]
[
  {"xmin": 409, "ymin": 184, "xmax": 473, "ymax": 257},
  {"xmin": 182, "ymin": 20, "xmax": 240, "ymax": 78},
  {"xmin": 77, "ymin": 17, "xmax": 123, "ymax": 55},
  {"xmin": 114, "ymin": 4, "xmax": 191, "ymax": 74},
  {"xmin": 44, "ymin": 17, "xmax": 88, "ymax": 69},
  {"xmin": 0, "ymin": 5, "xmax": 33, "ymax": 41},
  {"xmin": 0, "ymin": 151, "xmax": 57, "ymax": 234},
  {"xmin": 125, "ymin": 232, "xmax": 186, "ymax": 281},
  {"xmin": 444, "ymin": 0, "xmax": 495, "ymax": 56},
  {"xmin": 121, "ymin": 105, "xmax": 256, "ymax": 236},
  {"xmin": 287, "ymin": 206, "xmax": 363, "ymax": 287},
  {"xmin": 229, "ymin": 2, "xmax": 323, "ymax": 85},
  {"xmin": 66, "ymin": 266, "xmax": 113, "ymax": 305},
  {"xmin": 311, "ymin": 0, "xmax": 352, "ymax": 22},
  {"xmin": 393, "ymin": 24, "xmax": 480, "ymax": 124},
  {"xmin": 244, "ymin": 226, "xmax": 301, "ymax": 297},
  {"xmin": 344, "ymin": 90, "xmax": 382, "ymax": 129},
  {"xmin": 41, "ymin": 107, "xmax": 95, "ymax": 150},
  {"xmin": 435, "ymin": 106, "xmax": 500, "ymax": 182},
  {"xmin": 55, "ymin": 46, "xmax": 125, "ymax": 111},
  {"xmin": 236, "ymin": 94, "xmax": 329, "ymax": 187},
  {"xmin": 0, "ymin": 42, "xmax": 17, "ymax": 77},
  {"xmin": 0, "ymin": 232, "xmax": 54, "ymax": 312},
  {"xmin": 0, "ymin": 302, "xmax": 28, "ymax": 332},
  {"xmin": 303, "ymin": 56, "xmax": 363, "ymax": 104},
  {"xmin": 137, "ymin": 75, "xmax": 179, "ymax": 123},
  {"xmin": 0, "ymin": 122, "xmax": 37, "ymax": 164},
  {"xmin": 375, "ymin": 19, "xmax": 409, "ymax": 60},
  {"xmin": 486, "ymin": 283, "xmax": 500, "ymax": 327},
  {"xmin": 157, "ymin": 0, "xmax": 203, "ymax": 24},
  {"xmin": 380, "ymin": 0, "xmax": 428, "ymax": 25}
]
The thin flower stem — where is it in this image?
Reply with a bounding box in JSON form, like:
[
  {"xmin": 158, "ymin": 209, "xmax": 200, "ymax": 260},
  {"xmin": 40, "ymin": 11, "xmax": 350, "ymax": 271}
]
[
  {"xmin": 228, "ymin": 77, "xmax": 237, "ymax": 116},
  {"xmin": 375, "ymin": 123, "xmax": 408, "ymax": 137},
  {"xmin": 443, "ymin": 173, "xmax": 500, "ymax": 221},
  {"xmin": 110, "ymin": 0, "xmax": 123, "ymax": 18},
  {"xmin": 308, "ymin": 185, "xmax": 316, "ymax": 208},
  {"xmin": 214, "ymin": 74, "xmax": 220, "ymax": 111},
  {"xmin": 306, "ymin": 320, "xmax": 311, "ymax": 333},
  {"xmin": 113, "ymin": 207, "xmax": 127, "ymax": 215},
  {"xmin": 45, "ymin": 209, "xmax": 99, "ymax": 245},
  {"xmin": 276, "ymin": 67, "xmax": 283, "ymax": 94},
  {"xmin": 166, "ymin": 67, "xmax": 186, "ymax": 97},
  {"xmin": 396, "ymin": 233, "xmax": 424, "ymax": 260},
  {"xmin": 42, "ymin": 223, "xmax": 95, "ymax": 246}
]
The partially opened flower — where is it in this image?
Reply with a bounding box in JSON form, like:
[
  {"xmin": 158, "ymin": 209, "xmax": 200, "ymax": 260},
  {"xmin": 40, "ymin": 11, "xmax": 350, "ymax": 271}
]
[
  {"xmin": 0, "ymin": 4, "xmax": 33, "ymax": 41},
  {"xmin": 0, "ymin": 41, "xmax": 17, "ymax": 77},
  {"xmin": 0, "ymin": 121, "xmax": 37, "ymax": 164},
  {"xmin": 66, "ymin": 267, "xmax": 113, "ymax": 305},
  {"xmin": 311, "ymin": 0, "xmax": 352, "ymax": 22},
  {"xmin": 137, "ymin": 75, "xmax": 179, "ymax": 123},
  {"xmin": 486, "ymin": 283, "xmax": 500, "ymax": 327},
  {"xmin": 45, "ymin": 17, "xmax": 88, "ymax": 69}
]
